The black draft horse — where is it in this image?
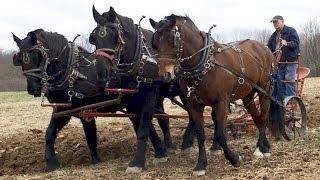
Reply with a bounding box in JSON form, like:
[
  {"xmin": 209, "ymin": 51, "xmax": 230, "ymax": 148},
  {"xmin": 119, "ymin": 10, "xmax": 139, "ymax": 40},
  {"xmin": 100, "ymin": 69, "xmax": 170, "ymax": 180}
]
[
  {"xmin": 12, "ymin": 29, "xmax": 175, "ymax": 172},
  {"xmin": 89, "ymin": 6, "xmax": 203, "ymax": 173}
]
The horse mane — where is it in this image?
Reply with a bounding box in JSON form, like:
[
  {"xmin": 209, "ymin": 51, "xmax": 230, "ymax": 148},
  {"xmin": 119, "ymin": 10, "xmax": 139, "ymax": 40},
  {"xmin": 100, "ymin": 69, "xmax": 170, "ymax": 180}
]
[
  {"xmin": 101, "ymin": 12, "xmax": 136, "ymax": 35},
  {"xmin": 164, "ymin": 14, "xmax": 199, "ymax": 31},
  {"xmin": 29, "ymin": 29, "xmax": 69, "ymax": 57}
]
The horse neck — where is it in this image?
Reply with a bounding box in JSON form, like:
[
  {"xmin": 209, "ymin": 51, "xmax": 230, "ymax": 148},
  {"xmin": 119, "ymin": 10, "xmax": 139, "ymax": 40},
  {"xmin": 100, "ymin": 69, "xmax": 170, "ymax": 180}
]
[
  {"xmin": 120, "ymin": 21, "xmax": 138, "ymax": 62},
  {"xmin": 180, "ymin": 29, "xmax": 204, "ymax": 69},
  {"xmin": 38, "ymin": 33, "xmax": 70, "ymax": 75}
]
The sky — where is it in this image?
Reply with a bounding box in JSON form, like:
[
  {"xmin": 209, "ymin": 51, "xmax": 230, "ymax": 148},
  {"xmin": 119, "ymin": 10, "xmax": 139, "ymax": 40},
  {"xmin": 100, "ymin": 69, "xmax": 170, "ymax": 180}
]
[{"xmin": 0, "ymin": 0, "xmax": 319, "ymax": 50}]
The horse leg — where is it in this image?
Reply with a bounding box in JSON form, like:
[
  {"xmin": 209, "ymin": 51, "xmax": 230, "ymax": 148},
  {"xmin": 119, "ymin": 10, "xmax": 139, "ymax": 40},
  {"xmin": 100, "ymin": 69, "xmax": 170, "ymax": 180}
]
[
  {"xmin": 156, "ymin": 99, "xmax": 176, "ymax": 150},
  {"xmin": 149, "ymin": 121, "xmax": 168, "ymax": 164},
  {"xmin": 129, "ymin": 116, "xmax": 167, "ymax": 164},
  {"xmin": 80, "ymin": 118, "xmax": 100, "ymax": 164},
  {"xmin": 44, "ymin": 115, "xmax": 70, "ymax": 172},
  {"xmin": 243, "ymin": 93, "xmax": 271, "ymax": 157},
  {"xmin": 210, "ymin": 108, "xmax": 222, "ymax": 154},
  {"xmin": 126, "ymin": 88, "xmax": 158, "ymax": 173},
  {"xmin": 187, "ymin": 101, "xmax": 207, "ymax": 176},
  {"xmin": 214, "ymin": 100, "xmax": 241, "ymax": 167},
  {"xmin": 180, "ymin": 94, "xmax": 195, "ymax": 152}
]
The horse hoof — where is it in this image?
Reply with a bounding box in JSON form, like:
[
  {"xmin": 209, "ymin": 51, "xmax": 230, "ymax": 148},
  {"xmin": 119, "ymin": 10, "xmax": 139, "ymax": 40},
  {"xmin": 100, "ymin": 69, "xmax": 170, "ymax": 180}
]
[
  {"xmin": 125, "ymin": 166, "xmax": 142, "ymax": 174},
  {"xmin": 232, "ymin": 159, "xmax": 241, "ymax": 167},
  {"xmin": 238, "ymin": 155, "xmax": 243, "ymax": 162},
  {"xmin": 166, "ymin": 144, "xmax": 177, "ymax": 153},
  {"xmin": 192, "ymin": 170, "xmax": 206, "ymax": 176},
  {"xmin": 153, "ymin": 157, "xmax": 168, "ymax": 164},
  {"xmin": 44, "ymin": 165, "xmax": 58, "ymax": 172},
  {"xmin": 253, "ymin": 148, "xmax": 264, "ymax": 158},
  {"xmin": 91, "ymin": 157, "xmax": 101, "ymax": 165},
  {"xmin": 263, "ymin": 152, "xmax": 271, "ymax": 157}
]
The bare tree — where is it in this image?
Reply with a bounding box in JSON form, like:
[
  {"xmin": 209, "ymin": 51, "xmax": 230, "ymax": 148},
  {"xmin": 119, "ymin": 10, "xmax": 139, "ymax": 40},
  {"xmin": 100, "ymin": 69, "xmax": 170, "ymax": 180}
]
[
  {"xmin": 300, "ymin": 19, "xmax": 320, "ymax": 76},
  {"xmin": 252, "ymin": 29, "xmax": 272, "ymax": 45},
  {"xmin": 0, "ymin": 50, "xmax": 26, "ymax": 91},
  {"xmin": 75, "ymin": 34, "xmax": 95, "ymax": 52}
]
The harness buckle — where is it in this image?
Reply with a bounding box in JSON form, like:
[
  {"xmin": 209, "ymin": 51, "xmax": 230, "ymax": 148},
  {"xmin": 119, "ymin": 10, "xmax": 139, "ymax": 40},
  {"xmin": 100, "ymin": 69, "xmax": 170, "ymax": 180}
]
[
  {"xmin": 187, "ymin": 86, "xmax": 195, "ymax": 98},
  {"xmin": 238, "ymin": 77, "xmax": 245, "ymax": 85}
]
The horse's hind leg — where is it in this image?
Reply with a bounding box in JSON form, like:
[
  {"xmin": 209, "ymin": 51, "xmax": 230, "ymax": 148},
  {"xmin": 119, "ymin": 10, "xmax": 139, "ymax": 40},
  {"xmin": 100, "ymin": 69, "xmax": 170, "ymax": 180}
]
[
  {"xmin": 210, "ymin": 108, "xmax": 222, "ymax": 154},
  {"xmin": 213, "ymin": 100, "xmax": 241, "ymax": 167},
  {"xmin": 242, "ymin": 93, "xmax": 271, "ymax": 157},
  {"xmin": 80, "ymin": 118, "xmax": 100, "ymax": 164},
  {"xmin": 45, "ymin": 115, "xmax": 70, "ymax": 172}
]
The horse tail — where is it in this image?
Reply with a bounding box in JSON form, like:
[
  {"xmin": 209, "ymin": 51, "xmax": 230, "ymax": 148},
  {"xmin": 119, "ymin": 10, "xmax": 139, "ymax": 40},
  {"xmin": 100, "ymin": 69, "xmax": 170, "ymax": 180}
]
[{"xmin": 268, "ymin": 73, "xmax": 290, "ymax": 141}]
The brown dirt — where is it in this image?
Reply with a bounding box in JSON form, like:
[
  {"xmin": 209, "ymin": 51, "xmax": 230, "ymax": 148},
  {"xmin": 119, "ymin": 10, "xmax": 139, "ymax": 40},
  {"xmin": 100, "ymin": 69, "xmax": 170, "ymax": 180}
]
[{"xmin": 0, "ymin": 78, "xmax": 320, "ymax": 179}]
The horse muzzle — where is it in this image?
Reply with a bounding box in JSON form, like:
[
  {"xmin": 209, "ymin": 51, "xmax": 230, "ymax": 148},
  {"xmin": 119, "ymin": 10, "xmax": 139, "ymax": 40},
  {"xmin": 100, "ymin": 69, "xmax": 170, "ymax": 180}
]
[
  {"xmin": 95, "ymin": 48, "xmax": 116, "ymax": 61},
  {"xmin": 158, "ymin": 58, "xmax": 176, "ymax": 81}
]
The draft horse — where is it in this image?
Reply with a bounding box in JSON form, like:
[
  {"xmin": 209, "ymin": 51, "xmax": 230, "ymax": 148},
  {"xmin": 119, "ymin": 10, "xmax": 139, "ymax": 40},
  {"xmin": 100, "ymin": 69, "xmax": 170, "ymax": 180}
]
[
  {"xmin": 11, "ymin": 29, "xmax": 174, "ymax": 172},
  {"xmin": 89, "ymin": 6, "xmax": 204, "ymax": 173},
  {"xmin": 150, "ymin": 14, "xmax": 275, "ymax": 175}
]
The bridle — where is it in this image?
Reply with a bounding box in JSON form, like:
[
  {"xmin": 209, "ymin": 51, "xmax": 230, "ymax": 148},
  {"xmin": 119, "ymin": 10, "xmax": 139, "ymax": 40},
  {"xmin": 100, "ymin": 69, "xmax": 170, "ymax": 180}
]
[
  {"xmin": 154, "ymin": 21, "xmax": 223, "ymax": 97},
  {"xmin": 14, "ymin": 38, "xmax": 82, "ymax": 100},
  {"xmin": 13, "ymin": 42, "xmax": 50, "ymax": 79},
  {"xmin": 95, "ymin": 18, "xmax": 126, "ymax": 62},
  {"xmin": 94, "ymin": 16, "xmax": 157, "ymax": 87}
]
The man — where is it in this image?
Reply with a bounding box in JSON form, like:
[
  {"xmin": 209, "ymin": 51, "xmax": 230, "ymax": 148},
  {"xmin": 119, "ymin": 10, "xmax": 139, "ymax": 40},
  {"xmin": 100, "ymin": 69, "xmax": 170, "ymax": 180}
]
[{"xmin": 267, "ymin": 15, "xmax": 300, "ymax": 98}]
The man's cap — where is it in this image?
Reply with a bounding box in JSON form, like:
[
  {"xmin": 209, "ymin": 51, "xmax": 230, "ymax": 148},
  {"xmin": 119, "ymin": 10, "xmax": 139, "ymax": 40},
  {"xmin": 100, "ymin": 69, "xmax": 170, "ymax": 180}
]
[{"xmin": 270, "ymin": 15, "xmax": 284, "ymax": 22}]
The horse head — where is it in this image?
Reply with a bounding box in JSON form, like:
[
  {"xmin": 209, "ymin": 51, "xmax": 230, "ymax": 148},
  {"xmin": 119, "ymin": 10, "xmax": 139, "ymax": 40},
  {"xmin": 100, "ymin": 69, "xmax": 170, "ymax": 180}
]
[
  {"xmin": 12, "ymin": 29, "xmax": 47, "ymax": 96},
  {"xmin": 150, "ymin": 14, "xmax": 203, "ymax": 81}
]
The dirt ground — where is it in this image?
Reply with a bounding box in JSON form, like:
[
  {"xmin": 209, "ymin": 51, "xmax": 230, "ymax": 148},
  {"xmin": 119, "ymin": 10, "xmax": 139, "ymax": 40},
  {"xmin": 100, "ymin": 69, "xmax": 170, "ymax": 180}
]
[{"xmin": 0, "ymin": 78, "xmax": 320, "ymax": 179}]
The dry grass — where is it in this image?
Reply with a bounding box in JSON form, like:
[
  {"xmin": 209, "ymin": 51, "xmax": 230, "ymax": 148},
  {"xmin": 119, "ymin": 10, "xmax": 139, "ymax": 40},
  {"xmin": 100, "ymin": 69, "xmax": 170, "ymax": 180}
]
[{"xmin": 0, "ymin": 78, "xmax": 319, "ymax": 179}]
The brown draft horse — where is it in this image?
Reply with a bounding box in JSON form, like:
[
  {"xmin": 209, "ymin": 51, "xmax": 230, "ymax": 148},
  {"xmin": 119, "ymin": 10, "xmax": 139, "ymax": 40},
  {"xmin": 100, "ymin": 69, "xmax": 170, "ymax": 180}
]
[{"xmin": 150, "ymin": 14, "xmax": 274, "ymax": 175}]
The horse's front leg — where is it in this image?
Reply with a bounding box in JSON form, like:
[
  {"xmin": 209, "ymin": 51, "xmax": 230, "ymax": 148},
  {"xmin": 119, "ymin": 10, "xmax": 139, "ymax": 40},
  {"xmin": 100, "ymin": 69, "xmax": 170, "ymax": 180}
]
[
  {"xmin": 186, "ymin": 100, "xmax": 207, "ymax": 176},
  {"xmin": 129, "ymin": 115, "xmax": 168, "ymax": 165},
  {"xmin": 179, "ymin": 94, "xmax": 196, "ymax": 152},
  {"xmin": 80, "ymin": 118, "xmax": 100, "ymax": 164},
  {"xmin": 44, "ymin": 115, "xmax": 70, "ymax": 172},
  {"xmin": 126, "ymin": 88, "xmax": 158, "ymax": 174}
]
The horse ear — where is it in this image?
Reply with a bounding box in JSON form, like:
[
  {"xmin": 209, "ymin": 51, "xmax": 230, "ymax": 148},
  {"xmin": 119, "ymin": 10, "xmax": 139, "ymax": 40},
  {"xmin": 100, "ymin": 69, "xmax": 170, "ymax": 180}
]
[
  {"xmin": 168, "ymin": 14, "xmax": 177, "ymax": 27},
  {"xmin": 12, "ymin": 33, "xmax": 22, "ymax": 47},
  {"xmin": 92, "ymin": 5, "xmax": 104, "ymax": 24},
  {"xmin": 109, "ymin": 6, "xmax": 117, "ymax": 21},
  {"xmin": 28, "ymin": 32, "xmax": 37, "ymax": 45},
  {"xmin": 149, "ymin": 18, "xmax": 159, "ymax": 29},
  {"xmin": 89, "ymin": 30, "xmax": 96, "ymax": 45}
]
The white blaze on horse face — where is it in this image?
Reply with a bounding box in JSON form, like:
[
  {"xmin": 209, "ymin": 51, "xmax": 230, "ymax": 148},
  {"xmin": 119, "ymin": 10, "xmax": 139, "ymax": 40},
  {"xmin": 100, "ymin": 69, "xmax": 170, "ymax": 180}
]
[{"xmin": 158, "ymin": 58, "xmax": 175, "ymax": 80}]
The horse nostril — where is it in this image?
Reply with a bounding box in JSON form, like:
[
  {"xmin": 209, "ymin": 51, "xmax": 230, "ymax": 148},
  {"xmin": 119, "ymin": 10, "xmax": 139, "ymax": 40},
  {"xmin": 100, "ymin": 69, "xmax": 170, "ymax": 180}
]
[{"xmin": 164, "ymin": 72, "xmax": 172, "ymax": 80}]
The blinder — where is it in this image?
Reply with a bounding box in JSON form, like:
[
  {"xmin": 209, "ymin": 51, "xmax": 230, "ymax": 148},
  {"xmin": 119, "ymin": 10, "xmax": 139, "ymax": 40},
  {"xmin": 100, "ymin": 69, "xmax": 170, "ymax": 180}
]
[
  {"xmin": 23, "ymin": 52, "xmax": 31, "ymax": 64},
  {"xmin": 98, "ymin": 26, "xmax": 107, "ymax": 38},
  {"xmin": 96, "ymin": 20, "xmax": 126, "ymax": 61},
  {"xmin": 12, "ymin": 53, "xmax": 22, "ymax": 66}
]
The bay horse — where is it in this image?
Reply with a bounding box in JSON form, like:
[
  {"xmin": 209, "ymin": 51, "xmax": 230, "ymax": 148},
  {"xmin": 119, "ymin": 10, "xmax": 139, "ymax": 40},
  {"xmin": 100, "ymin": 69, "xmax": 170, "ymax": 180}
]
[
  {"xmin": 11, "ymin": 29, "xmax": 174, "ymax": 172},
  {"xmin": 150, "ymin": 14, "xmax": 275, "ymax": 175},
  {"xmin": 89, "ymin": 6, "xmax": 201, "ymax": 173}
]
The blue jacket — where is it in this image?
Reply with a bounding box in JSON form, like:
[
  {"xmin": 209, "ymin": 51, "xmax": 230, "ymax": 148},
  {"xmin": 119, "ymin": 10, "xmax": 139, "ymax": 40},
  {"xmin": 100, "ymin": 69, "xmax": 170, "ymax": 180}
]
[{"xmin": 268, "ymin": 25, "xmax": 300, "ymax": 62}]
